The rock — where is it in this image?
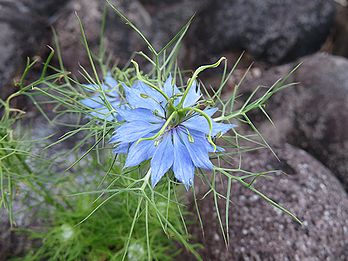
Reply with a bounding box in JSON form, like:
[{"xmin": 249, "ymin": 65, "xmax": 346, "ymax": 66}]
[
  {"xmin": 332, "ymin": 4, "xmax": 348, "ymax": 58},
  {"xmin": 286, "ymin": 54, "xmax": 348, "ymax": 191},
  {"xmin": 54, "ymin": 0, "xmax": 151, "ymax": 75},
  {"xmin": 139, "ymin": 0, "xmax": 176, "ymax": 5},
  {"xmin": 187, "ymin": 144, "xmax": 348, "ymax": 260},
  {"xmin": 142, "ymin": 0, "xmax": 211, "ymax": 50},
  {"xmin": 0, "ymin": 0, "xmax": 68, "ymax": 91},
  {"xmin": 0, "ymin": 215, "xmax": 37, "ymax": 260},
  {"xmin": 54, "ymin": 0, "xmax": 210, "ymax": 74},
  {"xmin": 238, "ymin": 53, "xmax": 348, "ymax": 191},
  {"xmin": 193, "ymin": 0, "xmax": 335, "ymax": 64},
  {"xmin": 0, "ymin": 23, "xmax": 17, "ymax": 89}
]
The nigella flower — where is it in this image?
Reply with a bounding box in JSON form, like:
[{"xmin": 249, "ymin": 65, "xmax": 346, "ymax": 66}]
[
  {"xmin": 110, "ymin": 76, "xmax": 235, "ymax": 189},
  {"xmin": 80, "ymin": 72, "xmax": 121, "ymax": 121}
]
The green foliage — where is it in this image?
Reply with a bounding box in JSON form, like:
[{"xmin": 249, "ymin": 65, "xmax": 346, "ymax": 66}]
[
  {"xmin": 0, "ymin": 92, "xmax": 52, "ymax": 226},
  {"xmin": 0, "ymin": 111, "xmax": 29, "ymax": 225},
  {"xmin": 22, "ymin": 165, "xmax": 190, "ymax": 261}
]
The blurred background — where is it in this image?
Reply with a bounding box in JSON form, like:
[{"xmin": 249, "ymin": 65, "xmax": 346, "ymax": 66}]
[{"xmin": 0, "ymin": 0, "xmax": 348, "ymax": 260}]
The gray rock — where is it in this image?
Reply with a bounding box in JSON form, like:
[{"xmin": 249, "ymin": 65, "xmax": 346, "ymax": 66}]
[
  {"xmin": 143, "ymin": 0, "xmax": 211, "ymax": 50},
  {"xmin": 53, "ymin": 0, "xmax": 210, "ymax": 74},
  {"xmin": 332, "ymin": 4, "xmax": 348, "ymax": 58},
  {"xmin": 193, "ymin": 0, "xmax": 335, "ymax": 64},
  {"xmin": 139, "ymin": 0, "xmax": 174, "ymax": 5},
  {"xmin": 239, "ymin": 53, "xmax": 348, "ymax": 191},
  {"xmin": 286, "ymin": 54, "xmax": 348, "ymax": 191},
  {"xmin": 0, "ymin": 209, "xmax": 38, "ymax": 260},
  {"xmin": 0, "ymin": 0, "xmax": 68, "ymax": 91},
  {"xmin": 187, "ymin": 144, "xmax": 348, "ymax": 260},
  {"xmin": 0, "ymin": 23, "xmax": 16, "ymax": 90},
  {"xmin": 54, "ymin": 0, "xmax": 151, "ymax": 75}
]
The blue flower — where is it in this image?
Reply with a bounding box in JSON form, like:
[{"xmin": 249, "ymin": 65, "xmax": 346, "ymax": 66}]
[
  {"xmin": 80, "ymin": 73, "xmax": 121, "ymax": 121},
  {"xmin": 110, "ymin": 76, "xmax": 235, "ymax": 189}
]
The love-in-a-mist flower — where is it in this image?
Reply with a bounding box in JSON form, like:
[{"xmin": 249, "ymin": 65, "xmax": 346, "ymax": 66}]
[
  {"xmin": 80, "ymin": 73, "xmax": 121, "ymax": 121},
  {"xmin": 110, "ymin": 76, "xmax": 235, "ymax": 189}
]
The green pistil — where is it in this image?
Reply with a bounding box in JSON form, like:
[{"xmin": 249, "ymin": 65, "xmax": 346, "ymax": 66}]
[
  {"xmin": 136, "ymin": 102, "xmax": 217, "ymax": 152},
  {"xmin": 135, "ymin": 111, "xmax": 178, "ymax": 145},
  {"xmin": 166, "ymin": 101, "xmax": 176, "ymax": 118}
]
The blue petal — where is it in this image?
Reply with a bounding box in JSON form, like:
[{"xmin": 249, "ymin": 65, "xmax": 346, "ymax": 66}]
[
  {"xmin": 183, "ymin": 81, "xmax": 201, "ymax": 108},
  {"xmin": 104, "ymin": 72, "xmax": 118, "ymax": 89},
  {"xmin": 82, "ymin": 74, "xmax": 117, "ymax": 93},
  {"xmin": 89, "ymin": 108, "xmax": 116, "ymax": 121},
  {"xmin": 182, "ymin": 128, "xmax": 220, "ymax": 153},
  {"xmin": 172, "ymin": 130, "xmax": 195, "ymax": 190},
  {"xmin": 80, "ymin": 73, "xmax": 121, "ymax": 122},
  {"xmin": 122, "ymin": 83, "xmax": 165, "ymax": 116},
  {"xmin": 186, "ymin": 129, "xmax": 214, "ymax": 152},
  {"xmin": 125, "ymin": 140, "xmax": 156, "ymax": 167},
  {"xmin": 117, "ymin": 108, "xmax": 164, "ymax": 123},
  {"xmin": 83, "ymin": 83, "xmax": 99, "ymax": 92},
  {"xmin": 163, "ymin": 75, "xmax": 180, "ymax": 98},
  {"xmin": 181, "ymin": 114, "xmax": 209, "ymax": 134},
  {"xmin": 163, "ymin": 75, "xmax": 174, "ymax": 97},
  {"xmin": 83, "ymin": 95, "xmax": 119, "ymax": 110},
  {"xmin": 216, "ymin": 146, "xmax": 225, "ymax": 152},
  {"xmin": 81, "ymin": 94, "xmax": 119, "ymax": 121},
  {"xmin": 83, "ymin": 74, "xmax": 117, "ymax": 93},
  {"xmin": 104, "ymin": 90, "xmax": 119, "ymax": 99},
  {"xmin": 109, "ymin": 100, "xmax": 121, "ymax": 109},
  {"xmin": 182, "ymin": 112, "xmax": 235, "ymax": 136},
  {"xmin": 133, "ymin": 80, "xmax": 165, "ymax": 104},
  {"xmin": 111, "ymin": 121, "xmax": 162, "ymax": 143},
  {"xmin": 204, "ymin": 108, "xmax": 218, "ymax": 117},
  {"xmin": 178, "ymin": 127, "xmax": 213, "ymax": 169},
  {"xmin": 212, "ymin": 122, "xmax": 237, "ymax": 136},
  {"xmin": 113, "ymin": 143, "xmax": 130, "ymax": 154},
  {"xmin": 81, "ymin": 94, "xmax": 104, "ymax": 108},
  {"xmin": 151, "ymin": 133, "xmax": 174, "ymax": 187},
  {"xmin": 114, "ymin": 104, "xmax": 127, "ymax": 121}
]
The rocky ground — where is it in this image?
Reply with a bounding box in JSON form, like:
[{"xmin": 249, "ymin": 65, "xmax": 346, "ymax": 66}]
[
  {"xmin": 1, "ymin": 0, "xmax": 348, "ymax": 260},
  {"xmin": 186, "ymin": 144, "xmax": 348, "ymax": 261}
]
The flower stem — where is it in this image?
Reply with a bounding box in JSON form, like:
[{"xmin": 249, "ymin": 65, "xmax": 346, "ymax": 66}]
[{"xmin": 177, "ymin": 57, "xmax": 226, "ymax": 109}]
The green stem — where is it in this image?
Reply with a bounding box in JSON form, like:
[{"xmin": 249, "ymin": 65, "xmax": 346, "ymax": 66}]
[
  {"xmin": 141, "ymin": 169, "xmax": 152, "ymax": 190},
  {"xmin": 177, "ymin": 57, "xmax": 226, "ymax": 109},
  {"xmin": 214, "ymin": 111, "xmax": 241, "ymax": 122}
]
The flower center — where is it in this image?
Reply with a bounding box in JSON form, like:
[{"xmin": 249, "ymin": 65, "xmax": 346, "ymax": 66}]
[{"xmin": 166, "ymin": 102, "xmax": 188, "ymax": 128}]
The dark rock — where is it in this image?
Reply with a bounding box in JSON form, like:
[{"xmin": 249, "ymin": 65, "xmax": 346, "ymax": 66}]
[
  {"xmin": 332, "ymin": 4, "xmax": 348, "ymax": 58},
  {"xmin": 0, "ymin": 23, "xmax": 17, "ymax": 89},
  {"xmin": 0, "ymin": 0, "xmax": 68, "ymax": 91},
  {"xmin": 142, "ymin": 0, "xmax": 211, "ymax": 49},
  {"xmin": 139, "ymin": 0, "xmax": 177, "ymax": 5},
  {"xmin": 239, "ymin": 53, "xmax": 348, "ymax": 191},
  {"xmin": 286, "ymin": 54, "xmax": 348, "ymax": 191},
  {"xmin": 0, "ymin": 219, "xmax": 35, "ymax": 261},
  {"xmin": 0, "ymin": 185, "xmax": 44, "ymax": 260},
  {"xmin": 193, "ymin": 0, "xmax": 335, "ymax": 64},
  {"xmin": 187, "ymin": 144, "xmax": 348, "ymax": 260}
]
